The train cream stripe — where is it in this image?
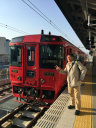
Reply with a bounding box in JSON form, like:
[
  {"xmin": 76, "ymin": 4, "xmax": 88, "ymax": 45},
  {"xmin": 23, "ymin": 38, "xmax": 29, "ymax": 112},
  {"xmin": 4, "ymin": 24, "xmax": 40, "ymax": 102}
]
[{"xmin": 73, "ymin": 65, "xmax": 92, "ymax": 128}]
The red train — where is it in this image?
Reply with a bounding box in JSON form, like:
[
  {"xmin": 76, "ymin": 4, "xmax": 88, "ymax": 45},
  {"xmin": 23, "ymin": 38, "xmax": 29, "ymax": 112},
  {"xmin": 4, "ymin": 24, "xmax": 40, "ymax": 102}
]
[{"xmin": 9, "ymin": 31, "xmax": 87, "ymax": 104}]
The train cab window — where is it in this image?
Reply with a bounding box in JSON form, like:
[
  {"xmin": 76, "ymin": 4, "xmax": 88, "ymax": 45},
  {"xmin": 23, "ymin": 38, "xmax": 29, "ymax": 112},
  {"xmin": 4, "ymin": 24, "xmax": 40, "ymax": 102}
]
[
  {"xmin": 70, "ymin": 49, "xmax": 72, "ymax": 53},
  {"xmin": 39, "ymin": 45, "xmax": 63, "ymax": 69},
  {"xmin": 27, "ymin": 47, "xmax": 35, "ymax": 66},
  {"xmin": 67, "ymin": 49, "xmax": 69, "ymax": 54},
  {"xmin": 40, "ymin": 35, "xmax": 62, "ymax": 42},
  {"xmin": 10, "ymin": 46, "xmax": 22, "ymax": 67},
  {"xmin": 63, "ymin": 47, "xmax": 65, "ymax": 61}
]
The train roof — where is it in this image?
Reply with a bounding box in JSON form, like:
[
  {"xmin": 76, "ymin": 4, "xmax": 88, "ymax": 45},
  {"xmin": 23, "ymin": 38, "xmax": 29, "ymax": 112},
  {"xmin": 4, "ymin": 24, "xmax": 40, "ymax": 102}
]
[
  {"xmin": 10, "ymin": 34, "xmax": 86, "ymax": 55},
  {"xmin": 10, "ymin": 34, "xmax": 62, "ymax": 43},
  {"xmin": 61, "ymin": 37, "xmax": 86, "ymax": 55}
]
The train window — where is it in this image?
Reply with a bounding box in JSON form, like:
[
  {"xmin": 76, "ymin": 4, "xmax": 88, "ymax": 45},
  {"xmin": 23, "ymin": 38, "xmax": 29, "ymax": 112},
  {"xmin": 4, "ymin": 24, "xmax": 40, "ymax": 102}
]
[
  {"xmin": 63, "ymin": 47, "xmax": 65, "ymax": 60},
  {"xmin": 70, "ymin": 49, "xmax": 72, "ymax": 53},
  {"xmin": 27, "ymin": 47, "xmax": 35, "ymax": 66},
  {"xmin": 10, "ymin": 46, "xmax": 22, "ymax": 67},
  {"xmin": 67, "ymin": 49, "xmax": 69, "ymax": 54},
  {"xmin": 40, "ymin": 35, "xmax": 62, "ymax": 42},
  {"xmin": 39, "ymin": 45, "xmax": 63, "ymax": 69}
]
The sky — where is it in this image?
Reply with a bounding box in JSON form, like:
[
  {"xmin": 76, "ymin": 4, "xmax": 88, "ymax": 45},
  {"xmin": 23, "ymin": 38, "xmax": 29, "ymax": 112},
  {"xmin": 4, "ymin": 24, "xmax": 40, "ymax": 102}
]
[{"xmin": 0, "ymin": 0, "xmax": 89, "ymax": 54}]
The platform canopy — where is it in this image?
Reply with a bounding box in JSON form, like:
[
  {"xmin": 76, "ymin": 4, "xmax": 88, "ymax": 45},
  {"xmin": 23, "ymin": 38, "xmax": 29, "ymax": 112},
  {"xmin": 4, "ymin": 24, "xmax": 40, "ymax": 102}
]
[{"xmin": 55, "ymin": 0, "xmax": 96, "ymax": 50}]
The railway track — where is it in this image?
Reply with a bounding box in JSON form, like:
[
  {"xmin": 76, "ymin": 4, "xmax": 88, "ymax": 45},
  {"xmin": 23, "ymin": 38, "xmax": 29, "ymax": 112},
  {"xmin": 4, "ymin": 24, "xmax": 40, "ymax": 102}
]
[
  {"xmin": 0, "ymin": 104, "xmax": 46, "ymax": 128},
  {"xmin": 0, "ymin": 84, "xmax": 12, "ymax": 94},
  {"xmin": 0, "ymin": 80, "xmax": 12, "ymax": 103}
]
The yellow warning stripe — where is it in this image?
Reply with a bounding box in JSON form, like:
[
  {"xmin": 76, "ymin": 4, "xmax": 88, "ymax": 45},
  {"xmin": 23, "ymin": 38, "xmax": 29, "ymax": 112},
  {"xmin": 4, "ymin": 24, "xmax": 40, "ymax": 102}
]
[
  {"xmin": 73, "ymin": 65, "xmax": 92, "ymax": 128},
  {"xmin": 82, "ymin": 82, "xmax": 96, "ymax": 85}
]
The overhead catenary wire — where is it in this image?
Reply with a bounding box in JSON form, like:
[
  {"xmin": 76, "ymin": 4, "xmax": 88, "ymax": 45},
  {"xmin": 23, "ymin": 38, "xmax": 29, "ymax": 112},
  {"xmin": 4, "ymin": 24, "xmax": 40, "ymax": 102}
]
[
  {"xmin": 0, "ymin": 22, "xmax": 30, "ymax": 35},
  {"xmin": 27, "ymin": 0, "xmax": 67, "ymax": 35},
  {"xmin": 0, "ymin": 30, "xmax": 4, "ymax": 37},
  {"xmin": 21, "ymin": 0, "xmax": 77, "ymax": 44},
  {"xmin": 21, "ymin": 0, "xmax": 69, "ymax": 38}
]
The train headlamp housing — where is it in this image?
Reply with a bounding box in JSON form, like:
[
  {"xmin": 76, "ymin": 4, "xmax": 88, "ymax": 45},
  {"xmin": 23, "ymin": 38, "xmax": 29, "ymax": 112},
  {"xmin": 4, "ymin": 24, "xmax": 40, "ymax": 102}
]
[
  {"xmin": 17, "ymin": 76, "xmax": 21, "ymax": 81},
  {"xmin": 40, "ymin": 79, "xmax": 45, "ymax": 84}
]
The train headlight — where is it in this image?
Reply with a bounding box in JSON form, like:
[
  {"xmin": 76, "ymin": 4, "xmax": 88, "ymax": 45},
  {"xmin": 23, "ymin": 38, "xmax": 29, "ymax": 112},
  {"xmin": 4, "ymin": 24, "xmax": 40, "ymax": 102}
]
[
  {"xmin": 40, "ymin": 79, "xmax": 45, "ymax": 84},
  {"xmin": 17, "ymin": 76, "xmax": 21, "ymax": 81}
]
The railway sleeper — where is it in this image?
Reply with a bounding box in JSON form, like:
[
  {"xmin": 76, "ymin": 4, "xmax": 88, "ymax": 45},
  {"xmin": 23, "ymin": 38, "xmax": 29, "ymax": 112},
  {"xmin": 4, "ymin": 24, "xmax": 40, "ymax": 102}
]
[
  {"xmin": 12, "ymin": 108, "xmax": 43, "ymax": 128},
  {"xmin": 1, "ymin": 120, "xmax": 12, "ymax": 128},
  {"xmin": 1, "ymin": 106, "xmax": 44, "ymax": 128},
  {"xmin": 13, "ymin": 118, "xmax": 31, "ymax": 128},
  {"xmin": 21, "ymin": 110, "xmax": 39, "ymax": 118}
]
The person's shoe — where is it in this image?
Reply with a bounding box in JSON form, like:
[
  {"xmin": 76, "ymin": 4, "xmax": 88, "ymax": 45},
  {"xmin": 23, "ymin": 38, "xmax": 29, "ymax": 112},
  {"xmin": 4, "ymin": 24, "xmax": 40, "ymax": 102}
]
[
  {"xmin": 75, "ymin": 110, "xmax": 80, "ymax": 115},
  {"xmin": 68, "ymin": 105, "xmax": 75, "ymax": 109}
]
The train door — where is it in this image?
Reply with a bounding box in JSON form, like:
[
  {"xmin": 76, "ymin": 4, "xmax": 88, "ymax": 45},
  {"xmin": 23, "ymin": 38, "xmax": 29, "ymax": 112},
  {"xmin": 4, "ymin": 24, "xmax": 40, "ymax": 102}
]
[{"xmin": 24, "ymin": 44, "xmax": 39, "ymax": 87}]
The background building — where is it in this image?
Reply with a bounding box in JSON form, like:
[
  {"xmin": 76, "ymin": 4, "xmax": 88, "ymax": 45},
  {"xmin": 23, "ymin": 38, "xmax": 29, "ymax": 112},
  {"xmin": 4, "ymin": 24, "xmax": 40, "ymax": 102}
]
[{"xmin": 0, "ymin": 37, "xmax": 10, "ymax": 65}]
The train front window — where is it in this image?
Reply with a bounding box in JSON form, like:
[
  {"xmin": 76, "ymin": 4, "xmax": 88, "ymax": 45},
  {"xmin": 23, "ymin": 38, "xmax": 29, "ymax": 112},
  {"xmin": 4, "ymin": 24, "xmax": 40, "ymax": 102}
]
[
  {"xmin": 39, "ymin": 45, "xmax": 63, "ymax": 69},
  {"xmin": 10, "ymin": 46, "xmax": 22, "ymax": 67},
  {"xmin": 27, "ymin": 47, "xmax": 35, "ymax": 66}
]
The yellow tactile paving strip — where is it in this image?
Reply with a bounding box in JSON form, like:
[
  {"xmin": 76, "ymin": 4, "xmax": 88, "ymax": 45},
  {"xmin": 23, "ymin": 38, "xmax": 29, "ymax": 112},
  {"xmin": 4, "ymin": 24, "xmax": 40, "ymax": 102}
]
[{"xmin": 73, "ymin": 65, "xmax": 92, "ymax": 128}]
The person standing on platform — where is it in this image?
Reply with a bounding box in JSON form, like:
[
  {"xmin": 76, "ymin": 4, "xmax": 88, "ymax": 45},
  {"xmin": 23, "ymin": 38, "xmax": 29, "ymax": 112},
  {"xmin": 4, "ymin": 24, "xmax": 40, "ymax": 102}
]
[{"xmin": 55, "ymin": 53, "xmax": 87, "ymax": 115}]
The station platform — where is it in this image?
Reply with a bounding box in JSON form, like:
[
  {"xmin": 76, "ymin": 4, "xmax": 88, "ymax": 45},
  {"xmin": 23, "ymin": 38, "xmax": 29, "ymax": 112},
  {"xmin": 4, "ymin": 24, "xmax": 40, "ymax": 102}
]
[{"xmin": 34, "ymin": 63, "xmax": 96, "ymax": 128}]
